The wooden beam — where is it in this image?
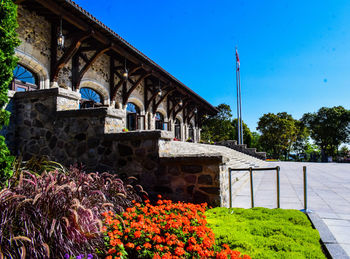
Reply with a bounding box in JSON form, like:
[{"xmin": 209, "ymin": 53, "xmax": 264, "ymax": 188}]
[
  {"xmin": 50, "ymin": 21, "xmax": 58, "ymax": 83},
  {"xmin": 168, "ymin": 99, "xmax": 182, "ymax": 119},
  {"xmin": 145, "ymin": 90, "xmax": 160, "ymax": 112},
  {"xmin": 173, "ymin": 100, "xmax": 190, "ymax": 120},
  {"xmin": 153, "ymin": 87, "xmax": 175, "ymax": 113},
  {"xmin": 110, "ymin": 56, "xmax": 114, "ymax": 102},
  {"xmin": 51, "ymin": 32, "xmax": 91, "ymax": 81},
  {"xmin": 110, "ymin": 68, "xmax": 142, "ymax": 102},
  {"xmin": 75, "ymin": 46, "xmax": 111, "ymax": 88},
  {"xmin": 111, "ymin": 78, "xmax": 126, "ymax": 102},
  {"xmin": 123, "ymin": 72, "xmax": 152, "ymax": 105}
]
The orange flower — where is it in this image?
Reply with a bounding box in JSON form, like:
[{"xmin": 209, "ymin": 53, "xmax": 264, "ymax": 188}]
[{"xmin": 144, "ymin": 242, "xmax": 152, "ymax": 249}]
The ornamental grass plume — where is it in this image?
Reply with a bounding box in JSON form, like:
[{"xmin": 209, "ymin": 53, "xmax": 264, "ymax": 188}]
[
  {"xmin": 102, "ymin": 196, "xmax": 251, "ymax": 259},
  {"xmin": 0, "ymin": 166, "xmax": 142, "ymax": 258}
]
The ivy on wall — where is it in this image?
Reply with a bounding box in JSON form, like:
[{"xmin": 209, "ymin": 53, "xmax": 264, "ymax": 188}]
[{"xmin": 0, "ymin": 0, "xmax": 20, "ymax": 184}]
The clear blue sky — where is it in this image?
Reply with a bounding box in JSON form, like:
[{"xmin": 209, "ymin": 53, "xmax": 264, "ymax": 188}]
[{"xmin": 74, "ymin": 0, "xmax": 350, "ymax": 132}]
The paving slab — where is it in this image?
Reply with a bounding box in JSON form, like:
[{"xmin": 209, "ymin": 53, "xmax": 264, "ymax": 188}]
[{"xmin": 230, "ymin": 161, "xmax": 350, "ymax": 258}]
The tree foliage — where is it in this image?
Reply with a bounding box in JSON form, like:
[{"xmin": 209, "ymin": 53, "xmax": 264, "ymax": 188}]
[
  {"xmin": 257, "ymin": 112, "xmax": 303, "ymax": 159},
  {"xmin": 0, "ymin": 0, "xmax": 20, "ymax": 184},
  {"xmin": 201, "ymin": 103, "xmax": 253, "ymax": 145},
  {"xmin": 301, "ymin": 106, "xmax": 350, "ymax": 160}
]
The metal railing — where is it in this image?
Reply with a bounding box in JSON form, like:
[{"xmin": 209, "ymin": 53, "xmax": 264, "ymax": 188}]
[
  {"xmin": 228, "ymin": 166, "xmax": 280, "ymax": 208},
  {"xmin": 228, "ymin": 166, "xmax": 309, "ymax": 211}
]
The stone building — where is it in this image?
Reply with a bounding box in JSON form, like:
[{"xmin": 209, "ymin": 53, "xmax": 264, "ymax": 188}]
[{"xmin": 3, "ymin": 0, "xmax": 265, "ymax": 206}]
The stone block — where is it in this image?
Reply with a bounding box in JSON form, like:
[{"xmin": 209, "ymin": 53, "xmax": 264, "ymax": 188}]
[
  {"xmin": 198, "ymin": 175, "xmax": 213, "ymax": 185},
  {"xmin": 181, "ymin": 165, "xmax": 203, "ymax": 174}
]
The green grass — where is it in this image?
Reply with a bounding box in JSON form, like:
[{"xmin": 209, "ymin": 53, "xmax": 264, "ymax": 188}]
[{"xmin": 206, "ymin": 207, "xmax": 326, "ymax": 259}]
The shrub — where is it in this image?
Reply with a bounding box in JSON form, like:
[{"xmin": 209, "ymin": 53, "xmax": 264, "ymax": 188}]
[
  {"xmin": 206, "ymin": 207, "xmax": 326, "ymax": 259},
  {"xmin": 0, "ymin": 167, "xmax": 142, "ymax": 258},
  {"xmin": 0, "ymin": 0, "xmax": 20, "ymax": 186},
  {"xmin": 101, "ymin": 197, "xmax": 250, "ymax": 259}
]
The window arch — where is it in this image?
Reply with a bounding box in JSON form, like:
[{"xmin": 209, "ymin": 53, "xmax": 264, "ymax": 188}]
[
  {"xmin": 80, "ymin": 87, "xmax": 103, "ymax": 108},
  {"xmin": 155, "ymin": 112, "xmax": 164, "ymax": 130},
  {"xmin": 174, "ymin": 118, "xmax": 181, "ymax": 140},
  {"xmin": 10, "ymin": 64, "xmax": 38, "ymax": 92},
  {"xmin": 127, "ymin": 102, "xmax": 142, "ymax": 131}
]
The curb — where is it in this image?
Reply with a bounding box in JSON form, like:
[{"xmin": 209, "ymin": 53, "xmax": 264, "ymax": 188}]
[{"xmin": 306, "ymin": 212, "xmax": 349, "ymax": 259}]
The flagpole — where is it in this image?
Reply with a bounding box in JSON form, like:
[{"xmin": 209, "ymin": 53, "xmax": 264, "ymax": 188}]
[
  {"xmin": 235, "ymin": 48, "xmax": 241, "ymax": 144},
  {"xmin": 238, "ymin": 64, "xmax": 243, "ymax": 145}
]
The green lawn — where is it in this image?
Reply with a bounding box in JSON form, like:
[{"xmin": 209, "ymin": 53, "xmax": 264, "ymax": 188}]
[{"xmin": 206, "ymin": 207, "xmax": 326, "ymax": 259}]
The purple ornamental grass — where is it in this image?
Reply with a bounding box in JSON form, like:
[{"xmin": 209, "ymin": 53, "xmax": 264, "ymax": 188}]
[{"xmin": 0, "ymin": 166, "xmax": 143, "ymax": 258}]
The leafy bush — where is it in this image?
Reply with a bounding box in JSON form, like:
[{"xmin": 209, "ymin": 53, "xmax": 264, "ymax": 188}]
[
  {"xmin": 0, "ymin": 0, "xmax": 20, "ymax": 186},
  {"xmin": 0, "ymin": 167, "xmax": 142, "ymax": 258},
  {"xmin": 102, "ymin": 197, "xmax": 251, "ymax": 259},
  {"xmin": 206, "ymin": 207, "xmax": 326, "ymax": 259}
]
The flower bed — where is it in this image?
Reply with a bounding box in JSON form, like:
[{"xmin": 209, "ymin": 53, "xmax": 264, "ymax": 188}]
[{"xmin": 101, "ymin": 196, "xmax": 251, "ymax": 259}]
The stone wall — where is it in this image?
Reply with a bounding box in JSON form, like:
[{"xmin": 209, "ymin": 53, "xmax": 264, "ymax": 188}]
[
  {"xmin": 159, "ymin": 156, "xmax": 224, "ymax": 206},
  {"xmin": 7, "ymin": 89, "xmax": 223, "ymax": 205}
]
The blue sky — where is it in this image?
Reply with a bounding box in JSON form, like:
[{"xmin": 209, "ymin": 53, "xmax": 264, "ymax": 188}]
[{"xmin": 74, "ymin": 0, "xmax": 350, "ymax": 131}]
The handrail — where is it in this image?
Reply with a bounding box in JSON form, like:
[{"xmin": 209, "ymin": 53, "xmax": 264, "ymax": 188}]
[
  {"xmin": 228, "ymin": 166, "xmax": 280, "ymax": 208},
  {"xmin": 228, "ymin": 166, "xmax": 309, "ymax": 212}
]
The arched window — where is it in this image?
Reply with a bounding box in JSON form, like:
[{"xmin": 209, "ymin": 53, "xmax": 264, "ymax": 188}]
[
  {"xmin": 126, "ymin": 102, "xmax": 141, "ymax": 131},
  {"xmin": 155, "ymin": 112, "xmax": 164, "ymax": 130},
  {"xmin": 10, "ymin": 64, "xmax": 38, "ymax": 92},
  {"xmin": 80, "ymin": 87, "xmax": 103, "ymax": 108},
  {"xmin": 188, "ymin": 123, "xmax": 194, "ymax": 141},
  {"xmin": 174, "ymin": 118, "xmax": 181, "ymax": 140}
]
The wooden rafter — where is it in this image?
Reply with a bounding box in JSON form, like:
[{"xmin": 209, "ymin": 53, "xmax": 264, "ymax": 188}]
[
  {"xmin": 74, "ymin": 46, "xmax": 111, "ymax": 88},
  {"xmin": 145, "ymin": 89, "xmax": 159, "ymax": 111},
  {"xmin": 110, "ymin": 66, "xmax": 141, "ymax": 101},
  {"xmin": 51, "ymin": 31, "xmax": 91, "ymax": 82},
  {"xmin": 122, "ymin": 72, "xmax": 152, "ymax": 105},
  {"xmin": 168, "ymin": 97, "xmax": 184, "ymax": 119},
  {"xmin": 173, "ymin": 99, "xmax": 190, "ymax": 120},
  {"xmin": 153, "ymin": 87, "xmax": 175, "ymax": 113}
]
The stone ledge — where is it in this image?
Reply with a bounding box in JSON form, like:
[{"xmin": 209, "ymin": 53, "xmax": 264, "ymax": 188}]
[
  {"xmin": 104, "ymin": 130, "xmax": 173, "ymax": 141},
  {"xmin": 307, "ymin": 212, "xmax": 349, "ymax": 259},
  {"xmin": 56, "ymin": 107, "xmax": 109, "ymax": 118},
  {"xmin": 160, "ymin": 153, "xmax": 224, "ymax": 164},
  {"xmin": 13, "ymin": 88, "xmax": 80, "ymax": 100}
]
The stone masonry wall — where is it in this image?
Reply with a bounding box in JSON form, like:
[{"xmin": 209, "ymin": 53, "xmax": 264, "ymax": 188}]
[{"xmin": 7, "ymin": 89, "xmax": 224, "ymax": 205}]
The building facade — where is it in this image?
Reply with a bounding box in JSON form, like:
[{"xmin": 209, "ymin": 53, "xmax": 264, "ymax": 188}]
[{"xmin": 9, "ymin": 0, "xmax": 216, "ymax": 143}]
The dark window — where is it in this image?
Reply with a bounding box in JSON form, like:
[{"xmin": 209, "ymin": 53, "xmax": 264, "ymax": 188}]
[
  {"xmin": 155, "ymin": 112, "xmax": 164, "ymax": 130},
  {"xmin": 126, "ymin": 102, "xmax": 141, "ymax": 131},
  {"xmin": 10, "ymin": 64, "xmax": 38, "ymax": 91},
  {"xmin": 175, "ymin": 118, "xmax": 181, "ymax": 140},
  {"xmin": 80, "ymin": 88, "xmax": 103, "ymax": 108}
]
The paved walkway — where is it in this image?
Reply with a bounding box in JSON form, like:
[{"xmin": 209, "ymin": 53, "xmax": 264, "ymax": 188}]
[{"xmin": 231, "ymin": 162, "xmax": 350, "ymax": 257}]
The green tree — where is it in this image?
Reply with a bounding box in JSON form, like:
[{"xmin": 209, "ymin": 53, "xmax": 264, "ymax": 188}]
[
  {"xmin": 201, "ymin": 103, "xmax": 254, "ymax": 146},
  {"xmin": 0, "ymin": 0, "xmax": 19, "ymax": 185},
  {"xmin": 201, "ymin": 103, "xmax": 234, "ymax": 142},
  {"xmin": 257, "ymin": 112, "xmax": 299, "ymax": 159},
  {"xmin": 250, "ymin": 132, "xmax": 262, "ymax": 151},
  {"xmin": 231, "ymin": 118, "xmax": 252, "ymax": 147},
  {"xmin": 301, "ymin": 106, "xmax": 350, "ymax": 161}
]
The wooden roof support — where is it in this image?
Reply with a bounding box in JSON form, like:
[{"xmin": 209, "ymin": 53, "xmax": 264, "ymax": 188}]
[
  {"xmin": 122, "ymin": 72, "xmax": 152, "ymax": 105},
  {"xmin": 173, "ymin": 100, "xmax": 190, "ymax": 120},
  {"xmin": 51, "ymin": 31, "xmax": 91, "ymax": 82},
  {"xmin": 74, "ymin": 45, "xmax": 111, "ymax": 89},
  {"xmin": 110, "ymin": 65, "xmax": 144, "ymax": 102},
  {"xmin": 145, "ymin": 89, "xmax": 160, "ymax": 112},
  {"xmin": 153, "ymin": 87, "xmax": 175, "ymax": 113}
]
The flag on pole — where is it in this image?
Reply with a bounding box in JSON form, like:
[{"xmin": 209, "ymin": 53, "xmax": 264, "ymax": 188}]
[{"xmin": 236, "ymin": 49, "xmax": 240, "ymax": 71}]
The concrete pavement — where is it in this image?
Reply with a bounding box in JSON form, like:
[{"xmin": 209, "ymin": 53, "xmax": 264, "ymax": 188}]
[{"xmin": 230, "ymin": 162, "xmax": 350, "ymax": 258}]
